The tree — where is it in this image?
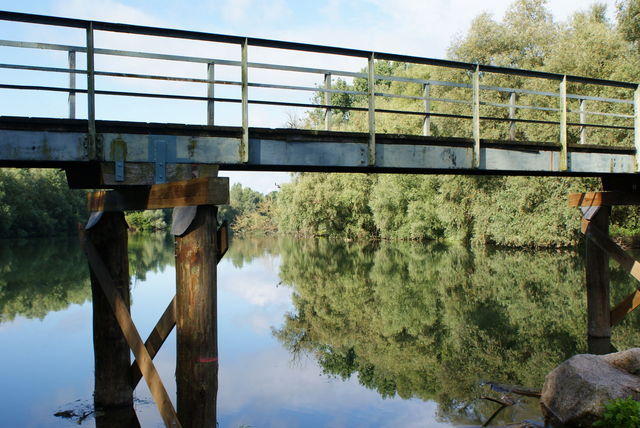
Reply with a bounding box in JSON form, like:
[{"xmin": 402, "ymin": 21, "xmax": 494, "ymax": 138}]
[
  {"xmin": 218, "ymin": 182, "xmax": 265, "ymax": 226},
  {"xmin": 269, "ymin": 0, "xmax": 639, "ymax": 247},
  {"xmin": 0, "ymin": 169, "xmax": 87, "ymax": 238},
  {"xmin": 617, "ymin": 0, "xmax": 640, "ymax": 47}
]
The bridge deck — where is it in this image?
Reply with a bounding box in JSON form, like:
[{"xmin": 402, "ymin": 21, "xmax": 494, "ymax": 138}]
[{"xmin": 0, "ymin": 117, "xmax": 635, "ymax": 181}]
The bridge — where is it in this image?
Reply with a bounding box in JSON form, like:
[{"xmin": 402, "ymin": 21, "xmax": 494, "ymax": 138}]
[
  {"xmin": 3, "ymin": 10, "xmax": 640, "ymax": 428},
  {"xmin": 1, "ymin": 11, "xmax": 639, "ymax": 188}
]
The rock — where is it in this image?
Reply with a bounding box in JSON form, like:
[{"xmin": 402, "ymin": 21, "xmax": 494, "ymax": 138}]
[
  {"xmin": 602, "ymin": 348, "xmax": 640, "ymax": 375},
  {"xmin": 540, "ymin": 348, "xmax": 640, "ymax": 427}
]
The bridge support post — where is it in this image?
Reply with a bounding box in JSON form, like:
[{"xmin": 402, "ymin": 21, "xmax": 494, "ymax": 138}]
[
  {"xmin": 82, "ymin": 177, "xmax": 228, "ymax": 427},
  {"xmin": 585, "ymin": 206, "xmax": 611, "ymax": 354},
  {"xmin": 85, "ymin": 211, "xmax": 136, "ymax": 424},
  {"xmin": 175, "ymin": 205, "xmax": 219, "ymax": 427}
]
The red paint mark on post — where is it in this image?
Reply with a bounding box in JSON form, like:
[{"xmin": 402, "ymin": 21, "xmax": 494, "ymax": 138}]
[{"xmin": 198, "ymin": 356, "xmax": 218, "ymax": 363}]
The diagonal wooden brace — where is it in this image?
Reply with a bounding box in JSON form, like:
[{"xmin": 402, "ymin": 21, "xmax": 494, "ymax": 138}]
[
  {"xmin": 582, "ymin": 218, "xmax": 640, "ymax": 326},
  {"xmin": 130, "ymin": 296, "xmax": 176, "ymax": 389},
  {"xmin": 82, "ymin": 237, "xmax": 182, "ymax": 428},
  {"xmin": 128, "ymin": 222, "xmax": 228, "ymax": 389}
]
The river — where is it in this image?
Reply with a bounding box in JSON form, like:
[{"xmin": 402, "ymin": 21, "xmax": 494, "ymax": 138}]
[{"xmin": 1, "ymin": 233, "xmax": 639, "ymax": 427}]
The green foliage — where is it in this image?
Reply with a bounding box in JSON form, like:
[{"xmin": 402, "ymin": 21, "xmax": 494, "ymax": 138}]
[
  {"xmin": 0, "ymin": 169, "xmax": 87, "ymax": 238},
  {"xmin": 268, "ymin": 0, "xmax": 640, "ymax": 247},
  {"xmin": 219, "ymin": 182, "xmax": 267, "ymax": 227},
  {"xmin": 233, "ymin": 198, "xmax": 278, "ymax": 235},
  {"xmin": 618, "ymin": 0, "xmax": 640, "ymax": 47},
  {"xmin": 273, "ymin": 172, "xmax": 596, "ymax": 246},
  {"xmin": 275, "ymin": 173, "xmax": 377, "ymax": 238},
  {"xmin": 595, "ymin": 397, "xmax": 640, "ymax": 428},
  {"xmin": 125, "ymin": 209, "xmax": 167, "ymax": 231}
]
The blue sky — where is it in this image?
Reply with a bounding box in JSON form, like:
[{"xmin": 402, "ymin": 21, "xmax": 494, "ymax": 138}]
[{"xmin": 0, "ymin": 0, "xmax": 619, "ymax": 192}]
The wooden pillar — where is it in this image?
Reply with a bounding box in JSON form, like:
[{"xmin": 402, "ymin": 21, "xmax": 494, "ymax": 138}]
[
  {"xmin": 95, "ymin": 406, "xmax": 140, "ymax": 428},
  {"xmin": 585, "ymin": 206, "xmax": 611, "ymax": 354},
  {"xmin": 86, "ymin": 212, "xmax": 134, "ymax": 413},
  {"xmin": 175, "ymin": 205, "xmax": 218, "ymax": 427}
]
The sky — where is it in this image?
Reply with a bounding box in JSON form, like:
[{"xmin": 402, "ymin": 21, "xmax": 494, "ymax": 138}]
[{"xmin": 0, "ymin": 0, "xmax": 620, "ymax": 193}]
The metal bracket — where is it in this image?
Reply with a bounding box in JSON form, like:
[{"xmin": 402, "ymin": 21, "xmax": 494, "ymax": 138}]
[
  {"xmin": 171, "ymin": 206, "xmax": 198, "ymax": 236},
  {"xmin": 83, "ymin": 133, "xmax": 103, "ymax": 160},
  {"xmin": 152, "ymin": 137, "xmax": 167, "ymax": 184},
  {"xmin": 112, "ymin": 137, "xmax": 127, "ymax": 182},
  {"xmin": 217, "ymin": 221, "xmax": 229, "ymax": 260},
  {"xmin": 581, "ymin": 205, "xmax": 601, "ymax": 221},
  {"xmin": 85, "ymin": 211, "xmax": 104, "ymax": 230}
]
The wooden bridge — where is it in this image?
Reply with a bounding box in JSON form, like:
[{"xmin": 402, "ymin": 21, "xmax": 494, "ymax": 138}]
[
  {"xmin": 3, "ymin": 10, "xmax": 640, "ymax": 428},
  {"xmin": 1, "ymin": 11, "xmax": 640, "ymax": 186}
]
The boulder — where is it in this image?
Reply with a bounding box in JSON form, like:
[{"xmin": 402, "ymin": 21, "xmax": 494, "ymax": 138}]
[{"xmin": 540, "ymin": 348, "xmax": 640, "ymax": 427}]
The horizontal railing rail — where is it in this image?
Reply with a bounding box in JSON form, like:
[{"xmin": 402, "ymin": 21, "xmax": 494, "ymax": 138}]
[
  {"xmin": 0, "ymin": 10, "xmax": 638, "ymax": 171},
  {"xmin": 0, "ymin": 10, "xmax": 635, "ymax": 88}
]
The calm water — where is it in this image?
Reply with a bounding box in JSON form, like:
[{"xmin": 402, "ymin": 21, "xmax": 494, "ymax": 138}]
[{"xmin": 1, "ymin": 234, "xmax": 640, "ymax": 427}]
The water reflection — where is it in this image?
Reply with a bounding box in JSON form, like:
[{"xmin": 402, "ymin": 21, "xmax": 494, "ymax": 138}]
[
  {"xmin": 128, "ymin": 232, "xmax": 174, "ymax": 281},
  {"xmin": 0, "ymin": 238, "xmax": 90, "ymax": 322},
  {"xmin": 266, "ymin": 238, "xmax": 640, "ymax": 426},
  {"xmin": 1, "ymin": 234, "xmax": 640, "ymax": 426},
  {"xmin": 0, "ymin": 233, "xmax": 175, "ymax": 324}
]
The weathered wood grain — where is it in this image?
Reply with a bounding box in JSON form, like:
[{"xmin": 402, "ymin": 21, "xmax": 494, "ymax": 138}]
[
  {"xmin": 82, "ymin": 235, "xmax": 182, "ymax": 428},
  {"xmin": 584, "ymin": 207, "xmax": 611, "ymax": 341},
  {"xmin": 85, "ymin": 212, "xmax": 133, "ymax": 413},
  {"xmin": 569, "ymin": 191, "xmax": 640, "ymax": 207},
  {"xmin": 175, "ymin": 205, "xmax": 218, "ymax": 427},
  {"xmin": 88, "ymin": 177, "xmax": 229, "ymax": 211}
]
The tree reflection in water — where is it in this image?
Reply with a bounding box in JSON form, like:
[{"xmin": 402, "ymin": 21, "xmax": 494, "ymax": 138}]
[
  {"xmin": 0, "ymin": 232, "xmax": 174, "ymax": 323},
  {"xmin": 264, "ymin": 238, "xmax": 640, "ymax": 426}
]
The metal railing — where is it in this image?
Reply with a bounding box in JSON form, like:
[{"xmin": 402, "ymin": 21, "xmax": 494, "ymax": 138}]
[{"xmin": 0, "ymin": 10, "xmax": 638, "ymax": 170}]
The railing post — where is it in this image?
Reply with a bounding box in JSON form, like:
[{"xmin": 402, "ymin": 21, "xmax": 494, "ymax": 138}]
[
  {"xmin": 508, "ymin": 91, "xmax": 516, "ymax": 140},
  {"xmin": 240, "ymin": 39, "xmax": 249, "ymax": 163},
  {"xmin": 86, "ymin": 22, "xmax": 96, "ymax": 160},
  {"xmin": 68, "ymin": 50, "xmax": 76, "ymax": 119},
  {"xmin": 324, "ymin": 73, "xmax": 331, "ymax": 131},
  {"xmin": 422, "ymin": 83, "xmax": 431, "ymax": 137},
  {"xmin": 580, "ymin": 98, "xmax": 587, "ymax": 145},
  {"xmin": 634, "ymin": 85, "xmax": 640, "ymax": 172},
  {"xmin": 368, "ymin": 52, "xmax": 376, "ymax": 166},
  {"xmin": 559, "ymin": 75, "xmax": 568, "ymax": 171},
  {"xmin": 367, "ymin": 52, "xmax": 376, "ymax": 166},
  {"xmin": 472, "ymin": 65, "xmax": 480, "ymax": 168},
  {"xmin": 207, "ymin": 62, "xmax": 215, "ymax": 126}
]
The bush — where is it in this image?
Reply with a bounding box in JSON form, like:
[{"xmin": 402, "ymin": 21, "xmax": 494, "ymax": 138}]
[
  {"xmin": 595, "ymin": 397, "xmax": 640, "ymax": 428},
  {"xmin": 0, "ymin": 169, "xmax": 87, "ymax": 238},
  {"xmin": 125, "ymin": 210, "xmax": 167, "ymax": 231}
]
